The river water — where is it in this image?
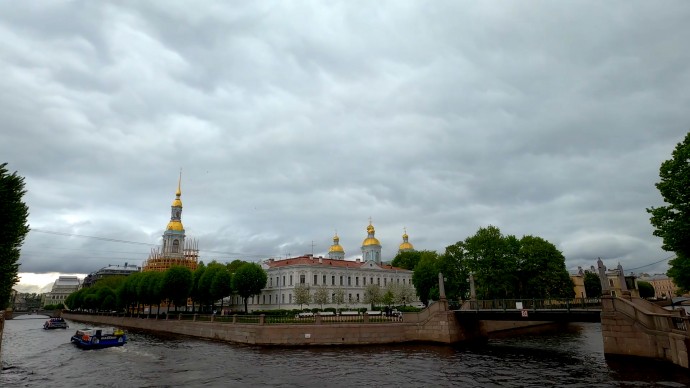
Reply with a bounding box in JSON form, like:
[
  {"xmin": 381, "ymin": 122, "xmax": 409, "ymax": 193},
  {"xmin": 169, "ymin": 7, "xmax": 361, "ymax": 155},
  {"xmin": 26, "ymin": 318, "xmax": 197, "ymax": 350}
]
[{"xmin": 2, "ymin": 316, "xmax": 689, "ymax": 387}]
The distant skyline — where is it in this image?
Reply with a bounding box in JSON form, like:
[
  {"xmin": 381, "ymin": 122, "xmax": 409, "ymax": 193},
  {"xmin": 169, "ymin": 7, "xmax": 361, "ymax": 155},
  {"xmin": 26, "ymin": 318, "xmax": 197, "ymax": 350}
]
[{"xmin": 2, "ymin": 2, "xmax": 690, "ymax": 290}]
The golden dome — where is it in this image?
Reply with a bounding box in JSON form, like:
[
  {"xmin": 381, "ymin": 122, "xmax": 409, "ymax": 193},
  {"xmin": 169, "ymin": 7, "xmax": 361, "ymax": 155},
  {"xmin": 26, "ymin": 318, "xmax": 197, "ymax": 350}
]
[
  {"xmin": 399, "ymin": 242, "xmax": 414, "ymax": 250},
  {"xmin": 329, "ymin": 233, "xmax": 344, "ymax": 253},
  {"xmin": 367, "ymin": 224, "xmax": 375, "ymax": 233},
  {"xmin": 172, "ymin": 198, "xmax": 183, "ymax": 207},
  {"xmin": 362, "ymin": 237, "xmax": 380, "ymax": 246},
  {"xmin": 167, "ymin": 220, "xmax": 184, "ymax": 231}
]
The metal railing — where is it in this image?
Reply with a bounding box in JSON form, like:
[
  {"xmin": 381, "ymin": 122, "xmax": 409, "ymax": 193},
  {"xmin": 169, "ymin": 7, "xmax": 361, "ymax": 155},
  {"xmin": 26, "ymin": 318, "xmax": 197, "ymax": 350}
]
[{"xmin": 463, "ymin": 298, "xmax": 602, "ymax": 311}]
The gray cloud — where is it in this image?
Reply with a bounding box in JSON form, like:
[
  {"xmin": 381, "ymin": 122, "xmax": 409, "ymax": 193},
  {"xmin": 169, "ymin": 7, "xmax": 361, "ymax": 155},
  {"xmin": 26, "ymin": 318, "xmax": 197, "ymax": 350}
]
[{"xmin": 2, "ymin": 1, "xmax": 689, "ymax": 281}]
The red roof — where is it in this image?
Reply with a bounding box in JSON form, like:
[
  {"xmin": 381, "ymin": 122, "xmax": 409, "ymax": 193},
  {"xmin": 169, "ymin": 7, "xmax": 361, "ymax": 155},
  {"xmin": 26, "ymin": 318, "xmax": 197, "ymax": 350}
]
[{"xmin": 265, "ymin": 255, "xmax": 408, "ymax": 271}]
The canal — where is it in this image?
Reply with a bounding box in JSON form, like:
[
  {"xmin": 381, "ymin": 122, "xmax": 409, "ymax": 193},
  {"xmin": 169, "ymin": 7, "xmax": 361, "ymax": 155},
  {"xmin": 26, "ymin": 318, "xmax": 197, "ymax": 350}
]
[{"xmin": 2, "ymin": 316, "xmax": 689, "ymax": 387}]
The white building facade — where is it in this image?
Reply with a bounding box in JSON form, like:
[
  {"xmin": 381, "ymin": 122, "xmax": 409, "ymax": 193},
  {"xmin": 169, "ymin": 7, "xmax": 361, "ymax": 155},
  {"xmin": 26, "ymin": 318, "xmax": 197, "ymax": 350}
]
[
  {"xmin": 225, "ymin": 222, "xmax": 418, "ymax": 312},
  {"xmin": 43, "ymin": 276, "xmax": 81, "ymax": 307}
]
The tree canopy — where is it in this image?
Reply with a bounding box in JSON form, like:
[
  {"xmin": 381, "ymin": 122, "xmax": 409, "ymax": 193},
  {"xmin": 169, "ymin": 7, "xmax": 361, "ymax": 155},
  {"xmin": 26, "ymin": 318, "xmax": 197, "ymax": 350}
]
[
  {"xmin": 584, "ymin": 271, "xmax": 602, "ymax": 298},
  {"xmin": 647, "ymin": 131, "xmax": 690, "ymax": 292},
  {"xmin": 637, "ymin": 281, "xmax": 655, "ymax": 299},
  {"xmin": 0, "ymin": 163, "xmax": 30, "ymax": 310},
  {"xmin": 231, "ymin": 262, "xmax": 267, "ymax": 313},
  {"xmin": 418, "ymin": 226, "xmax": 574, "ymax": 303}
]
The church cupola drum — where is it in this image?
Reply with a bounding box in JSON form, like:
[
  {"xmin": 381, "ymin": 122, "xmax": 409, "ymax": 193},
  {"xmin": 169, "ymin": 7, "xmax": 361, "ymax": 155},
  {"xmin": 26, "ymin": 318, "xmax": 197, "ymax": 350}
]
[
  {"xmin": 398, "ymin": 228, "xmax": 415, "ymax": 253},
  {"xmin": 361, "ymin": 220, "xmax": 382, "ymax": 264},
  {"xmin": 142, "ymin": 173, "xmax": 199, "ymax": 272}
]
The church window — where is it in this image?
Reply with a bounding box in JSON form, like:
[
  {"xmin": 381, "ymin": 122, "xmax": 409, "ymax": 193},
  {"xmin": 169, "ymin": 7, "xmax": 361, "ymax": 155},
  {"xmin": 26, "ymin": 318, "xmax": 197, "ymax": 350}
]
[
  {"xmin": 172, "ymin": 240, "xmax": 180, "ymax": 253},
  {"xmin": 300, "ymin": 275, "xmax": 306, "ymax": 284}
]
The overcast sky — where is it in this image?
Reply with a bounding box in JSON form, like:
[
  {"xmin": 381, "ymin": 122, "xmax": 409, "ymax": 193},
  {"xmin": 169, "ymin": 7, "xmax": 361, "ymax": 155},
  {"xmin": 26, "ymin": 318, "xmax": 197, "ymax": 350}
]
[{"xmin": 2, "ymin": 1, "xmax": 689, "ymax": 289}]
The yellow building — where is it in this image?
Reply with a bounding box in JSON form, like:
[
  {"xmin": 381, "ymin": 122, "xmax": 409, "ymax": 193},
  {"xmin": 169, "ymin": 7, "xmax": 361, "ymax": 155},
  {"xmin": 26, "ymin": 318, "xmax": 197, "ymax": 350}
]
[
  {"xmin": 638, "ymin": 274, "xmax": 679, "ymax": 299},
  {"xmin": 142, "ymin": 174, "xmax": 199, "ymax": 272}
]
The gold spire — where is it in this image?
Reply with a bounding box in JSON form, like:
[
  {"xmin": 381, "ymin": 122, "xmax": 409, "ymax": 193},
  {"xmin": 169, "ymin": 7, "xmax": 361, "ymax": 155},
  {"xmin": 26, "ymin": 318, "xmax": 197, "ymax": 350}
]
[{"xmin": 172, "ymin": 169, "xmax": 183, "ymax": 208}]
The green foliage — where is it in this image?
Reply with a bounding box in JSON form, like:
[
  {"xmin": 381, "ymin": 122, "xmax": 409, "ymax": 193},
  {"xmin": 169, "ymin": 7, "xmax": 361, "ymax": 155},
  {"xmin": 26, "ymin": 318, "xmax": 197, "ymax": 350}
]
[
  {"xmin": 231, "ymin": 262, "xmax": 268, "ymax": 313},
  {"xmin": 584, "ymin": 271, "xmax": 602, "ymax": 298},
  {"xmin": 637, "ymin": 281, "xmax": 655, "ymax": 299},
  {"xmin": 226, "ymin": 259, "xmax": 246, "ymax": 274},
  {"xmin": 647, "ymin": 132, "xmax": 690, "ymax": 292},
  {"xmin": 161, "ymin": 266, "xmax": 193, "ymax": 311},
  {"xmin": 391, "ymin": 251, "xmax": 422, "ymax": 270},
  {"xmin": 312, "ymin": 285, "xmax": 329, "ymax": 309},
  {"xmin": 0, "ymin": 163, "xmax": 30, "ymax": 310},
  {"xmin": 437, "ymin": 226, "xmax": 575, "ymax": 301},
  {"xmin": 190, "ymin": 262, "xmax": 207, "ymax": 310},
  {"xmin": 363, "ymin": 284, "xmax": 382, "ymax": 307},
  {"xmin": 293, "ymin": 283, "xmax": 311, "ymax": 309},
  {"xmin": 412, "ymin": 252, "xmax": 439, "ymax": 305}
]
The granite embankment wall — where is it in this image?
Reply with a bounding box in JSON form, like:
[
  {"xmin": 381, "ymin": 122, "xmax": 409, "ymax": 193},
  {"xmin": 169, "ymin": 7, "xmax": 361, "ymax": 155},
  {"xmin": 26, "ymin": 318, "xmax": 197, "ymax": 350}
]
[
  {"xmin": 601, "ymin": 295, "xmax": 690, "ymax": 369},
  {"xmin": 63, "ymin": 301, "xmax": 482, "ymax": 346}
]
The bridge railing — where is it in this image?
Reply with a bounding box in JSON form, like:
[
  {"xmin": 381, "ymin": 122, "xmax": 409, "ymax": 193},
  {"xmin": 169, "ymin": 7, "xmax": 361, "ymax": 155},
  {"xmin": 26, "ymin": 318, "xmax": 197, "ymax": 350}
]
[{"xmin": 463, "ymin": 298, "xmax": 602, "ymax": 311}]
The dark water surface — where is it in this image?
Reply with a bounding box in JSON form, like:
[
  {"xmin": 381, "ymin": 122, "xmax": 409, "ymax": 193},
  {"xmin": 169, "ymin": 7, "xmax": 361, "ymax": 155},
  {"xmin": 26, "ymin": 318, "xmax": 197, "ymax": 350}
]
[{"xmin": 2, "ymin": 316, "xmax": 689, "ymax": 387}]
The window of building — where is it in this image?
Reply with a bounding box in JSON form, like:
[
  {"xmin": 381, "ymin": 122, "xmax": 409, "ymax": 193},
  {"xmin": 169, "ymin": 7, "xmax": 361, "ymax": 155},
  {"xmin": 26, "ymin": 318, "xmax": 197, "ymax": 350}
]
[
  {"xmin": 283, "ymin": 276, "xmax": 286, "ymax": 286},
  {"xmin": 270, "ymin": 278, "xmax": 273, "ymax": 287},
  {"xmin": 356, "ymin": 294, "xmax": 360, "ymax": 302},
  {"xmin": 300, "ymin": 274, "xmax": 306, "ymax": 284},
  {"xmin": 290, "ymin": 275, "xmax": 293, "ymax": 286},
  {"xmin": 172, "ymin": 239, "xmax": 180, "ymax": 253},
  {"xmin": 314, "ymin": 274, "xmax": 318, "ymax": 285},
  {"xmin": 377, "ymin": 278, "xmax": 380, "ymax": 285},
  {"xmin": 269, "ymin": 295, "xmax": 272, "ymax": 304},
  {"xmin": 289, "ymin": 294, "xmax": 292, "ymax": 303},
  {"xmin": 384, "ymin": 278, "xmax": 387, "ymax": 286},
  {"xmin": 263, "ymin": 295, "xmax": 265, "ymax": 304},
  {"xmin": 340, "ymin": 276, "xmax": 343, "ymax": 286},
  {"xmin": 282, "ymin": 294, "xmax": 285, "ymax": 303},
  {"xmin": 363, "ymin": 277, "xmax": 367, "ymax": 286},
  {"xmin": 323, "ymin": 275, "xmax": 326, "ymax": 284},
  {"xmin": 332, "ymin": 276, "xmax": 335, "ymax": 285},
  {"xmin": 348, "ymin": 294, "xmax": 352, "ymax": 302},
  {"xmin": 348, "ymin": 276, "xmax": 351, "ymax": 286},
  {"xmin": 356, "ymin": 277, "xmax": 359, "ymax": 286},
  {"xmin": 276, "ymin": 276, "xmax": 279, "ymax": 286}
]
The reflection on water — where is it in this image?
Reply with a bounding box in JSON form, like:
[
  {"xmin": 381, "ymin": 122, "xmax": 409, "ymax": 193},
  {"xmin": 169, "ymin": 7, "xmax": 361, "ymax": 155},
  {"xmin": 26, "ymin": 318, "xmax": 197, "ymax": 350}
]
[{"xmin": 2, "ymin": 316, "xmax": 689, "ymax": 387}]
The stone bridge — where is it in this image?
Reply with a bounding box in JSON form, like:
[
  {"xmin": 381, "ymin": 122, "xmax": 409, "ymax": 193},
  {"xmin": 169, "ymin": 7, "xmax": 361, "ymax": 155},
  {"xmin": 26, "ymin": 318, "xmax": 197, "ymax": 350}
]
[{"xmin": 4, "ymin": 310, "xmax": 61, "ymax": 319}]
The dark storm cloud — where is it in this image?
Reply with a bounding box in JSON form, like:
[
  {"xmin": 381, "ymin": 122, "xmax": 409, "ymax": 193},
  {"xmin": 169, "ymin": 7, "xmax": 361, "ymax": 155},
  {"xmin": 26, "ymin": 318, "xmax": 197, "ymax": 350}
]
[{"xmin": 2, "ymin": 1, "xmax": 689, "ymax": 284}]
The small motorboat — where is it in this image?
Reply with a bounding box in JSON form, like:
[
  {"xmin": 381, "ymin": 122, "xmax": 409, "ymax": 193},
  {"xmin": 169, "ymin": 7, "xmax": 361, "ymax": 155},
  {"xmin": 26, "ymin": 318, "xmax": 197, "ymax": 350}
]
[
  {"xmin": 43, "ymin": 317, "xmax": 69, "ymax": 330},
  {"xmin": 70, "ymin": 328, "xmax": 127, "ymax": 349}
]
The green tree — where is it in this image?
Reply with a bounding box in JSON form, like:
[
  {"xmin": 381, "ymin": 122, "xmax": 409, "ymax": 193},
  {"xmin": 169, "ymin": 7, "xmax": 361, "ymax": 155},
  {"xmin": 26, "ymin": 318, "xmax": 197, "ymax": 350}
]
[
  {"xmin": 332, "ymin": 287, "xmax": 345, "ymax": 312},
  {"xmin": 412, "ymin": 252, "xmax": 439, "ymax": 305},
  {"xmin": 517, "ymin": 235, "xmax": 574, "ymax": 299},
  {"xmin": 190, "ymin": 262, "xmax": 206, "ymax": 313},
  {"xmin": 637, "ymin": 281, "xmax": 655, "ymax": 299},
  {"xmin": 584, "ymin": 271, "xmax": 602, "ymax": 298},
  {"xmin": 391, "ymin": 251, "xmax": 422, "ymax": 271},
  {"xmin": 647, "ymin": 132, "xmax": 690, "ymax": 292},
  {"xmin": 364, "ymin": 284, "xmax": 382, "ymax": 309},
  {"xmin": 0, "ymin": 163, "xmax": 30, "ymax": 310},
  {"xmin": 210, "ymin": 266, "xmax": 233, "ymax": 312},
  {"xmin": 312, "ymin": 285, "xmax": 330, "ymax": 309},
  {"xmin": 293, "ymin": 283, "xmax": 311, "ymax": 310},
  {"xmin": 231, "ymin": 262, "xmax": 267, "ymax": 313},
  {"xmin": 161, "ymin": 266, "xmax": 193, "ymax": 312}
]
